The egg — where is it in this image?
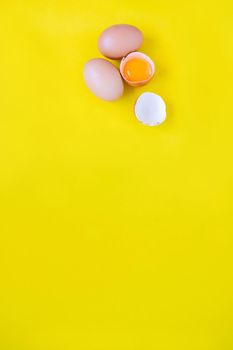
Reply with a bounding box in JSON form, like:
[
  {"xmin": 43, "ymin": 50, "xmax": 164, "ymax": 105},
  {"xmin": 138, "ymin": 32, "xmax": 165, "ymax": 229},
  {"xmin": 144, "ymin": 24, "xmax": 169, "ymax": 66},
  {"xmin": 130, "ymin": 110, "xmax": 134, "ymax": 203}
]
[
  {"xmin": 134, "ymin": 92, "xmax": 166, "ymax": 126},
  {"xmin": 84, "ymin": 58, "xmax": 124, "ymax": 101},
  {"xmin": 98, "ymin": 24, "xmax": 143, "ymax": 60},
  {"xmin": 120, "ymin": 52, "xmax": 155, "ymax": 87}
]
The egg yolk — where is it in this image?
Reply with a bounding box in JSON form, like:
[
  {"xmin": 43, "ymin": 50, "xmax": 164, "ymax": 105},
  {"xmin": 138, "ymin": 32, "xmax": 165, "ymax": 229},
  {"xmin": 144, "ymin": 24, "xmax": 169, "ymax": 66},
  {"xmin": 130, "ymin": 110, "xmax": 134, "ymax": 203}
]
[{"xmin": 123, "ymin": 58, "xmax": 153, "ymax": 82}]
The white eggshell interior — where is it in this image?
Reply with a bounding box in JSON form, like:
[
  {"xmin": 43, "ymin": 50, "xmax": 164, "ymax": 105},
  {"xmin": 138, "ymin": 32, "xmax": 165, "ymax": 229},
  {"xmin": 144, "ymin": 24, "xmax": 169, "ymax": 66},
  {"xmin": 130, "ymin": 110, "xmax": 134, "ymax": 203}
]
[{"xmin": 134, "ymin": 92, "xmax": 166, "ymax": 126}]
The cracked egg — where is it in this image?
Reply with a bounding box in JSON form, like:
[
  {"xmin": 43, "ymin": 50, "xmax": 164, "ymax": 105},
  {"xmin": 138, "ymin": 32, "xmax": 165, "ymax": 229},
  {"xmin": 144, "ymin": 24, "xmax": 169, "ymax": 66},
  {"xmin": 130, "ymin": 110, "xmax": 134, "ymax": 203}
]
[{"xmin": 120, "ymin": 52, "xmax": 155, "ymax": 87}]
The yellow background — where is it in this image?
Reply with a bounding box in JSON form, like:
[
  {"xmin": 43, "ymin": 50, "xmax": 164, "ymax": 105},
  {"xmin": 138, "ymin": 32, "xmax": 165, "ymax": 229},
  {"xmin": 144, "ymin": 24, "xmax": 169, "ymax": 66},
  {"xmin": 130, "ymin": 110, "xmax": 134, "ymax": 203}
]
[{"xmin": 0, "ymin": 0, "xmax": 233, "ymax": 349}]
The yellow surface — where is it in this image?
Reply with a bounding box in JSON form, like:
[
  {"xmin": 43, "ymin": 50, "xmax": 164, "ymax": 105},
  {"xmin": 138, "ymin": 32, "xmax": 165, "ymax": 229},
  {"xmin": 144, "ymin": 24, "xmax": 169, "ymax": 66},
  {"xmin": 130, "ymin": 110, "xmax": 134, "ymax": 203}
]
[{"xmin": 0, "ymin": 0, "xmax": 233, "ymax": 349}]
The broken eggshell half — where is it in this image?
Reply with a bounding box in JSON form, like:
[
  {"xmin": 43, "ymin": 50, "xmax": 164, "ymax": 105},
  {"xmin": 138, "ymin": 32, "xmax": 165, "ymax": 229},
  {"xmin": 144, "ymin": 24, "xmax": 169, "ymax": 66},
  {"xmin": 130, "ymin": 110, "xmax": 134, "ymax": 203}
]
[{"xmin": 120, "ymin": 52, "xmax": 155, "ymax": 87}]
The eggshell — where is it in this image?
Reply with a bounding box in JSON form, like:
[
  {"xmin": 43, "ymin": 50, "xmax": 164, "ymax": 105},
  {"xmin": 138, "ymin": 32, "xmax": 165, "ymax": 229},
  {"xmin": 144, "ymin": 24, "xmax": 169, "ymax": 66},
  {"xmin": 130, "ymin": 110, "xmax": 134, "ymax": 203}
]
[
  {"xmin": 84, "ymin": 58, "xmax": 124, "ymax": 101},
  {"xmin": 134, "ymin": 92, "xmax": 166, "ymax": 126},
  {"xmin": 120, "ymin": 52, "xmax": 155, "ymax": 87},
  {"xmin": 98, "ymin": 24, "xmax": 143, "ymax": 60}
]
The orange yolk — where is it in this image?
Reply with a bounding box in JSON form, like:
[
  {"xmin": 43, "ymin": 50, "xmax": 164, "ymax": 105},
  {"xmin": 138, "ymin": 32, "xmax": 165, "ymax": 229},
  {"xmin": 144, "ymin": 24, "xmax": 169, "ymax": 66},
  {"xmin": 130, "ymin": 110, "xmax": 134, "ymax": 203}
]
[{"xmin": 123, "ymin": 58, "xmax": 153, "ymax": 82}]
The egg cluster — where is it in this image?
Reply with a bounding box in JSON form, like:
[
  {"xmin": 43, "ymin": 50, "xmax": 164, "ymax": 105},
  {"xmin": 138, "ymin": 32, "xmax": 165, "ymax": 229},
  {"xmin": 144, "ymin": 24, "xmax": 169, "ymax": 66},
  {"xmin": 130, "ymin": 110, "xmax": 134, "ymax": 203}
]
[{"xmin": 84, "ymin": 24, "xmax": 166, "ymax": 126}]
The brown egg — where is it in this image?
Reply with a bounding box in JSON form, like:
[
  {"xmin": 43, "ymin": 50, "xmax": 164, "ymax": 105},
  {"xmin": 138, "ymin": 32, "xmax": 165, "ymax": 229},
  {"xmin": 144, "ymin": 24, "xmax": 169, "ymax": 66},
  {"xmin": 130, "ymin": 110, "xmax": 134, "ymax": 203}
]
[
  {"xmin": 98, "ymin": 24, "xmax": 143, "ymax": 60},
  {"xmin": 84, "ymin": 58, "xmax": 124, "ymax": 101}
]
